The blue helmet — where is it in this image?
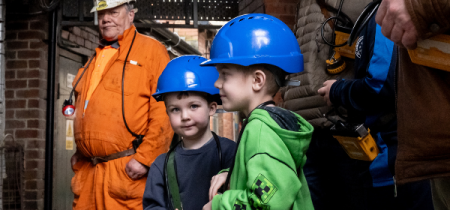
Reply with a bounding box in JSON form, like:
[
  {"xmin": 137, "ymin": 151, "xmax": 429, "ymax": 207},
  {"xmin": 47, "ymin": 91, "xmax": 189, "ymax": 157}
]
[
  {"xmin": 201, "ymin": 14, "xmax": 304, "ymax": 74},
  {"xmin": 153, "ymin": 55, "xmax": 220, "ymax": 103}
]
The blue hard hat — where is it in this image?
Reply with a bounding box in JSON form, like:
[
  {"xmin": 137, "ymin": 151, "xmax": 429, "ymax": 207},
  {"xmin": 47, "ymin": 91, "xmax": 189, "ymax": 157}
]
[
  {"xmin": 201, "ymin": 14, "xmax": 304, "ymax": 74},
  {"xmin": 153, "ymin": 55, "xmax": 220, "ymax": 103}
]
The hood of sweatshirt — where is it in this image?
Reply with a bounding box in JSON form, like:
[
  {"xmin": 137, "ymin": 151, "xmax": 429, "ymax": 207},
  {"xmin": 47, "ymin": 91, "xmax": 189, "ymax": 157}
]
[{"xmin": 247, "ymin": 106, "xmax": 314, "ymax": 170}]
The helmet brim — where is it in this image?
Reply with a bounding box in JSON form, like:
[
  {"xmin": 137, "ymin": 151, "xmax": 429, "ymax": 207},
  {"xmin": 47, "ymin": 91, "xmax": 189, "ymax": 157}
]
[{"xmin": 200, "ymin": 54, "xmax": 304, "ymax": 74}]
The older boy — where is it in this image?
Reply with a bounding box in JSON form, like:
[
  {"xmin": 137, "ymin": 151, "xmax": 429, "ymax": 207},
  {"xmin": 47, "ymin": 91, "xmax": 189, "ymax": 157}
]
[
  {"xmin": 143, "ymin": 56, "xmax": 236, "ymax": 210},
  {"xmin": 201, "ymin": 14, "xmax": 314, "ymax": 210}
]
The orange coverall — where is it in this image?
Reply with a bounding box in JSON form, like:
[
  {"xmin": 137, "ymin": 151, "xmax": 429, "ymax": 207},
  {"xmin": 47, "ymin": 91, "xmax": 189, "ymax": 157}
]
[{"xmin": 71, "ymin": 25, "xmax": 173, "ymax": 210}]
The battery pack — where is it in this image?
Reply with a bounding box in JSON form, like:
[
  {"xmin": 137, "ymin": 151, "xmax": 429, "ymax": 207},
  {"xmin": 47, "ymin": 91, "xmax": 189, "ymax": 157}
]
[{"xmin": 331, "ymin": 123, "xmax": 379, "ymax": 161}]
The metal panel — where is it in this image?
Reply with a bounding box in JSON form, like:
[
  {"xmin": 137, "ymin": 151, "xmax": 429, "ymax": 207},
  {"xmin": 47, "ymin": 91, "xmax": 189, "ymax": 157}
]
[
  {"xmin": 52, "ymin": 55, "xmax": 82, "ymax": 210},
  {"xmin": 62, "ymin": 0, "xmax": 239, "ymax": 21}
]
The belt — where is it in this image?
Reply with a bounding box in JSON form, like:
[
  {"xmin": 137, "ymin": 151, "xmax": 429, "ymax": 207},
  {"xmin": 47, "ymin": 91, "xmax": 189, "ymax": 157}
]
[
  {"xmin": 91, "ymin": 148, "xmax": 136, "ymax": 165},
  {"xmin": 91, "ymin": 137, "xmax": 143, "ymax": 165}
]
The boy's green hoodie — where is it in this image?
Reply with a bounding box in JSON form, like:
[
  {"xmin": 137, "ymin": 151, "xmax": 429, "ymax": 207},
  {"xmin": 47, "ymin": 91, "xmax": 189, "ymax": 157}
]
[{"xmin": 212, "ymin": 107, "xmax": 314, "ymax": 210}]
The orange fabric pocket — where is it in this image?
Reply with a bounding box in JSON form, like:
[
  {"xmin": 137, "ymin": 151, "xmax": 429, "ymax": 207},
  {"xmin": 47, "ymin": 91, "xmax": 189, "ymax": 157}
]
[
  {"xmin": 107, "ymin": 156, "xmax": 146, "ymax": 200},
  {"xmin": 103, "ymin": 62, "xmax": 143, "ymax": 96}
]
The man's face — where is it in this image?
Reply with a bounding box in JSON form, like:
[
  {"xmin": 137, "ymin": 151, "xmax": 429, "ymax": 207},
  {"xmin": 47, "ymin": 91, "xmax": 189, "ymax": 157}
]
[
  {"xmin": 214, "ymin": 64, "xmax": 253, "ymax": 112},
  {"xmin": 98, "ymin": 5, "xmax": 135, "ymax": 41}
]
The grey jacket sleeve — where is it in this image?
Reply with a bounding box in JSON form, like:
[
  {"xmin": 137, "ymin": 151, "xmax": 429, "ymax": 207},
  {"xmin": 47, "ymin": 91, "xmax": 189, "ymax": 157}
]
[{"xmin": 143, "ymin": 156, "xmax": 168, "ymax": 210}]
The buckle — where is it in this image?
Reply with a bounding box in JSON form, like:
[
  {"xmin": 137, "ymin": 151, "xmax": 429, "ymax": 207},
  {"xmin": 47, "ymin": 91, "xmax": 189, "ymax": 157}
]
[{"xmin": 132, "ymin": 135, "xmax": 144, "ymax": 152}]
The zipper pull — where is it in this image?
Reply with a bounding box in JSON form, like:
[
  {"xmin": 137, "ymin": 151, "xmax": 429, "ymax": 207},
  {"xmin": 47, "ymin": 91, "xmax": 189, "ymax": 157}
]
[{"xmin": 393, "ymin": 176, "xmax": 397, "ymax": 197}]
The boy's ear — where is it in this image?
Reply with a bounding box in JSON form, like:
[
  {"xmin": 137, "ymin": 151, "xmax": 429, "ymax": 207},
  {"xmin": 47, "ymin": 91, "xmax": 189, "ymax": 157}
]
[
  {"xmin": 252, "ymin": 69, "xmax": 266, "ymax": 92},
  {"xmin": 209, "ymin": 101, "xmax": 218, "ymax": 116}
]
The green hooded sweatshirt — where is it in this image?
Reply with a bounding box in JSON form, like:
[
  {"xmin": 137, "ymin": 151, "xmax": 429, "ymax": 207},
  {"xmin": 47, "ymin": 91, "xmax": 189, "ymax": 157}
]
[{"xmin": 212, "ymin": 107, "xmax": 314, "ymax": 210}]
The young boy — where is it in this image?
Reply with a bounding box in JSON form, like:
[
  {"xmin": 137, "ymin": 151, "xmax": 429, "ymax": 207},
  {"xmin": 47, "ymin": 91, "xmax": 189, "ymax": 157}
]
[
  {"xmin": 200, "ymin": 14, "xmax": 315, "ymax": 210},
  {"xmin": 143, "ymin": 55, "xmax": 236, "ymax": 210}
]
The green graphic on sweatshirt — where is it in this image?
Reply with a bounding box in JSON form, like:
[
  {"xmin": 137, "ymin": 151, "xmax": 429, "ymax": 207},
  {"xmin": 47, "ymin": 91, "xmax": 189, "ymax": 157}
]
[
  {"xmin": 249, "ymin": 194, "xmax": 271, "ymax": 210},
  {"xmin": 233, "ymin": 200, "xmax": 248, "ymax": 210},
  {"xmin": 251, "ymin": 174, "xmax": 277, "ymax": 204}
]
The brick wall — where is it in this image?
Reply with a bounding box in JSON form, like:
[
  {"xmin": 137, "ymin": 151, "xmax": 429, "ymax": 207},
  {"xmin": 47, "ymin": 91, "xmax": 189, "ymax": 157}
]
[
  {"xmin": 239, "ymin": 0, "xmax": 298, "ymax": 28},
  {"xmin": 0, "ymin": 1, "xmax": 5, "ymax": 142},
  {"xmin": 61, "ymin": 26, "xmax": 98, "ymax": 56},
  {"xmin": 5, "ymin": 12, "xmax": 49, "ymax": 209},
  {"xmin": 0, "ymin": 0, "xmax": 5, "ymax": 207}
]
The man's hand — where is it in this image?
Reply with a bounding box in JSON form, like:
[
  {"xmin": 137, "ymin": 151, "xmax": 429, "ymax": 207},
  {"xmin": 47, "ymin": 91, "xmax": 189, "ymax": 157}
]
[
  {"xmin": 318, "ymin": 80, "xmax": 336, "ymax": 107},
  {"xmin": 209, "ymin": 172, "xmax": 228, "ymax": 201},
  {"xmin": 71, "ymin": 150, "xmax": 83, "ymax": 171},
  {"xmin": 125, "ymin": 158, "xmax": 148, "ymax": 180},
  {"xmin": 375, "ymin": 0, "xmax": 419, "ymax": 49},
  {"xmin": 203, "ymin": 200, "xmax": 212, "ymax": 210}
]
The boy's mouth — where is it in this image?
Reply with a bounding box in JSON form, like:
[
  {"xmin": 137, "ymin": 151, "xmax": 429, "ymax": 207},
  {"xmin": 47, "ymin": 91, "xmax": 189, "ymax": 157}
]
[{"xmin": 181, "ymin": 124, "xmax": 195, "ymax": 129}]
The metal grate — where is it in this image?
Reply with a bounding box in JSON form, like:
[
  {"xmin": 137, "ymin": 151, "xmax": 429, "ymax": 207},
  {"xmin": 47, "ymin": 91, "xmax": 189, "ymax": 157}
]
[
  {"xmin": 62, "ymin": 0, "xmax": 239, "ymax": 21},
  {"xmin": 1, "ymin": 145, "xmax": 24, "ymax": 210},
  {"xmin": 198, "ymin": 0, "xmax": 239, "ymax": 21}
]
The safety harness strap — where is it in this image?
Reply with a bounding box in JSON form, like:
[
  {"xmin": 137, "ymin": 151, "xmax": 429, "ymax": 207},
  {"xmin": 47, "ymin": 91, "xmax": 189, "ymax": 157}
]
[{"xmin": 167, "ymin": 150, "xmax": 183, "ymax": 210}]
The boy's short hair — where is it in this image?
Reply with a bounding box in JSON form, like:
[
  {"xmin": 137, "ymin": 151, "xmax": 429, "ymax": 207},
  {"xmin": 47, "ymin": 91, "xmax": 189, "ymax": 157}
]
[
  {"xmin": 162, "ymin": 91, "xmax": 216, "ymax": 105},
  {"xmin": 236, "ymin": 64, "xmax": 287, "ymax": 96}
]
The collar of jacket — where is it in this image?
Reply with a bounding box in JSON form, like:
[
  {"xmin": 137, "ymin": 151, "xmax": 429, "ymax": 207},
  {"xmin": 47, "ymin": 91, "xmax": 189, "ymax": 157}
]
[
  {"xmin": 95, "ymin": 24, "xmax": 137, "ymax": 61},
  {"xmin": 99, "ymin": 39, "xmax": 120, "ymax": 49}
]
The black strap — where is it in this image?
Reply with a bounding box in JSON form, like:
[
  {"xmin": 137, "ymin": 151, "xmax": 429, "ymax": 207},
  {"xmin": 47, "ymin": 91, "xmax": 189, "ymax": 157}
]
[
  {"xmin": 65, "ymin": 54, "xmax": 96, "ymax": 107},
  {"xmin": 348, "ymin": 0, "xmax": 381, "ymax": 46},
  {"xmin": 122, "ymin": 30, "xmax": 142, "ymax": 138},
  {"xmin": 223, "ymin": 101, "xmax": 275, "ymax": 191}
]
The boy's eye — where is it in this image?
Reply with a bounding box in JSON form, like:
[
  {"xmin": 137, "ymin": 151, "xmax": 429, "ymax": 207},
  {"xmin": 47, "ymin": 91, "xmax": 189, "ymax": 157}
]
[
  {"xmin": 171, "ymin": 108, "xmax": 179, "ymax": 113},
  {"xmin": 191, "ymin": 104, "xmax": 199, "ymax": 109}
]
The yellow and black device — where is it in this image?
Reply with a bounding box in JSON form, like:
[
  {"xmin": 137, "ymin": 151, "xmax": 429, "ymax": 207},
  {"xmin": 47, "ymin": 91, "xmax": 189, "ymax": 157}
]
[
  {"xmin": 326, "ymin": 50, "xmax": 347, "ymax": 74},
  {"xmin": 330, "ymin": 121, "xmax": 379, "ymax": 161}
]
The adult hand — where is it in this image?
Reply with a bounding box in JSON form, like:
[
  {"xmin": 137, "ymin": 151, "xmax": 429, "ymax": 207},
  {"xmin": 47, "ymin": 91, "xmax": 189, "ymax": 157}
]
[
  {"xmin": 209, "ymin": 172, "xmax": 228, "ymax": 201},
  {"xmin": 71, "ymin": 150, "xmax": 82, "ymax": 171},
  {"xmin": 125, "ymin": 158, "xmax": 148, "ymax": 180},
  {"xmin": 203, "ymin": 200, "xmax": 212, "ymax": 210},
  {"xmin": 318, "ymin": 80, "xmax": 336, "ymax": 107},
  {"xmin": 375, "ymin": 0, "xmax": 419, "ymax": 49}
]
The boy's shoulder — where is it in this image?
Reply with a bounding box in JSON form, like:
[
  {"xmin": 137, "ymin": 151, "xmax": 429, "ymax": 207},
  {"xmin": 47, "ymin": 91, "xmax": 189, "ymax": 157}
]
[
  {"xmin": 216, "ymin": 135, "xmax": 237, "ymax": 152},
  {"xmin": 151, "ymin": 152, "xmax": 168, "ymax": 171},
  {"xmin": 217, "ymin": 136, "xmax": 236, "ymax": 145},
  {"xmin": 248, "ymin": 106, "xmax": 300, "ymax": 132}
]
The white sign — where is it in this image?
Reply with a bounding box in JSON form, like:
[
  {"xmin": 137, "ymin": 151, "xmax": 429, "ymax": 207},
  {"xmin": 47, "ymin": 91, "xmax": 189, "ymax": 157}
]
[
  {"xmin": 67, "ymin": 73, "xmax": 76, "ymax": 88},
  {"xmin": 66, "ymin": 120, "xmax": 74, "ymax": 150}
]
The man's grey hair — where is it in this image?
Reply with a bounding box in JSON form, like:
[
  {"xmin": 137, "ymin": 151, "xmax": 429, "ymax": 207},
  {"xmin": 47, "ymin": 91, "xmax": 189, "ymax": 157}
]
[{"xmin": 124, "ymin": 2, "xmax": 135, "ymax": 12}]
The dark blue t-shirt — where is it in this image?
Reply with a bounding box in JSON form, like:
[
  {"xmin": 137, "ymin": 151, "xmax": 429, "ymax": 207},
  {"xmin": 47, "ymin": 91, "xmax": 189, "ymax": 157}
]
[{"xmin": 143, "ymin": 136, "xmax": 236, "ymax": 210}]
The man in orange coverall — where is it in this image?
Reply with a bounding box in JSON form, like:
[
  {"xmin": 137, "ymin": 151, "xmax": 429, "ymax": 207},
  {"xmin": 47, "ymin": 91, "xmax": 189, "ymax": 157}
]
[{"xmin": 69, "ymin": 0, "xmax": 173, "ymax": 209}]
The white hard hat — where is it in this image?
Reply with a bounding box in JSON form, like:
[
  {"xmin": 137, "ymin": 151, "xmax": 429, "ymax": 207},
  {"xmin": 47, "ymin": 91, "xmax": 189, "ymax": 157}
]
[{"xmin": 91, "ymin": 0, "xmax": 137, "ymax": 13}]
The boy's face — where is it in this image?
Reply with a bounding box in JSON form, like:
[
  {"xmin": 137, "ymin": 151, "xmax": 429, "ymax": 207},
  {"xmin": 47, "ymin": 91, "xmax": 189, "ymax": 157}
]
[
  {"xmin": 214, "ymin": 64, "xmax": 253, "ymax": 112},
  {"xmin": 165, "ymin": 92, "xmax": 217, "ymax": 140}
]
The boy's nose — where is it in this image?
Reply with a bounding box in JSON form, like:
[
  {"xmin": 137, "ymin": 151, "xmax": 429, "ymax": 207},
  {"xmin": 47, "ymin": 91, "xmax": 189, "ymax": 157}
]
[
  {"xmin": 214, "ymin": 78, "xmax": 222, "ymax": 89},
  {"xmin": 181, "ymin": 110, "xmax": 190, "ymax": 121}
]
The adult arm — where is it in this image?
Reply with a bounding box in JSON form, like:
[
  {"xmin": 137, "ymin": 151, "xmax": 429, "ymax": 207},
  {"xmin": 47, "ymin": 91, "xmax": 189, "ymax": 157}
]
[
  {"xmin": 320, "ymin": 25, "xmax": 396, "ymax": 114},
  {"xmin": 376, "ymin": 0, "xmax": 450, "ymax": 49},
  {"xmin": 133, "ymin": 43, "xmax": 174, "ymax": 167}
]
